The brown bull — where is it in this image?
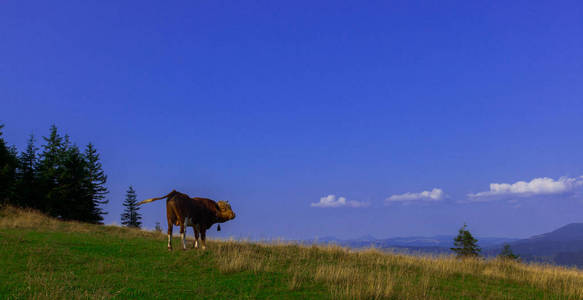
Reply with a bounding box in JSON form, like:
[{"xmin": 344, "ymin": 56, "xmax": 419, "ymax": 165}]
[{"xmin": 138, "ymin": 190, "xmax": 236, "ymax": 250}]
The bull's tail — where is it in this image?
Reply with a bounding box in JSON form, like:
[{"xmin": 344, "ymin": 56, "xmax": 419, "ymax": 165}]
[{"xmin": 138, "ymin": 190, "xmax": 177, "ymax": 205}]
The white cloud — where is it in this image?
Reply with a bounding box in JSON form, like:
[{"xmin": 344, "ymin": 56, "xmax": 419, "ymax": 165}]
[
  {"xmin": 310, "ymin": 195, "xmax": 369, "ymax": 208},
  {"xmin": 386, "ymin": 188, "xmax": 445, "ymax": 204},
  {"xmin": 468, "ymin": 176, "xmax": 583, "ymax": 200}
]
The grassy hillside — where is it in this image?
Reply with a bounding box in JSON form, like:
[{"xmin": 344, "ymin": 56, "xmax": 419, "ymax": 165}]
[{"xmin": 1, "ymin": 207, "xmax": 583, "ymax": 299}]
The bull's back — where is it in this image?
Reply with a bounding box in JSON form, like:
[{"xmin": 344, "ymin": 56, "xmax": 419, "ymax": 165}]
[
  {"xmin": 166, "ymin": 192, "xmax": 194, "ymax": 224},
  {"xmin": 167, "ymin": 195, "xmax": 213, "ymax": 221}
]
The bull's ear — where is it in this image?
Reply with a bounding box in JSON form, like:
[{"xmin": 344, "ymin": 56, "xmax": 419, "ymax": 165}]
[{"xmin": 217, "ymin": 224, "xmax": 221, "ymax": 231}]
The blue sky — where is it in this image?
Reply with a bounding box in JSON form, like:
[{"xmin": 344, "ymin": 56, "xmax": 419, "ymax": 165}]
[{"xmin": 2, "ymin": 1, "xmax": 582, "ymax": 240}]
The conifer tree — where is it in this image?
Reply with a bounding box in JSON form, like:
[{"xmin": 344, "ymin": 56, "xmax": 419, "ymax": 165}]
[
  {"xmin": 451, "ymin": 223, "xmax": 481, "ymax": 258},
  {"xmin": 16, "ymin": 135, "xmax": 39, "ymax": 208},
  {"xmin": 37, "ymin": 125, "xmax": 64, "ymax": 214},
  {"xmin": 0, "ymin": 124, "xmax": 18, "ymax": 205},
  {"xmin": 121, "ymin": 186, "xmax": 142, "ymax": 228},
  {"xmin": 84, "ymin": 143, "xmax": 108, "ymax": 223},
  {"xmin": 57, "ymin": 145, "xmax": 95, "ymax": 222},
  {"xmin": 499, "ymin": 243, "xmax": 520, "ymax": 261}
]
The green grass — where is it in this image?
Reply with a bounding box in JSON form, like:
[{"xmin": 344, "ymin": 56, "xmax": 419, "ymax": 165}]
[
  {"xmin": 0, "ymin": 229, "xmax": 327, "ymax": 299},
  {"xmin": 1, "ymin": 207, "xmax": 583, "ymax": 299}
]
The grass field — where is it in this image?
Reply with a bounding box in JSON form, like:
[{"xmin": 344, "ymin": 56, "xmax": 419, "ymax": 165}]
[{"xmin": 2, "ymin": 206, "xmax": 583, "ymax": 299}]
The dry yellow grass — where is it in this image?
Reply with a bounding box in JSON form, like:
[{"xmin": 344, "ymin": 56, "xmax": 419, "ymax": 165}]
[
  {"xmin": 0, "ymin": 205, "xmax": 162, "ymax": 239},
  {"xmin": 3, "ymin": 205, "xmax": 583, "ymax": 299},
  {"xmin": 211, "ymin": 238, "xmax": 583, "ymax": 299}
]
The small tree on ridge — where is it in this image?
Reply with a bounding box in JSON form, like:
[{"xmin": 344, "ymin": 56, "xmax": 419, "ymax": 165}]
[
  {"xmin": 499, "ymin": 243, "xmax": 520, "ymax": 261},
  {"xmin": 121, "ymin": 185, "xmax": 142, "ymax": 228},
  {"xmin": 451, "ymin": 223, "xmax": 481, "ymax": 258}
]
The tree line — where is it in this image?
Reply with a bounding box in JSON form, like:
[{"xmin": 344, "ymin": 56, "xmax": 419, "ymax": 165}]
[{"xmin": 0, "ymin": 124, "xmax": 108, "ymax": 223}]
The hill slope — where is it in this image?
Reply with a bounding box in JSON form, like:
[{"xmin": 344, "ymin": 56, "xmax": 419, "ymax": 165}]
[
  {"xmin": 513, "ymin": 223, "xmax": 583, "ymax": 267},
  {"xmin": 2, "ymin": 207, "xmax": 583, "ymax": 299},
  {"xmin": 484, "ymin": 223, "xmax": 583, "ymax": 267}
]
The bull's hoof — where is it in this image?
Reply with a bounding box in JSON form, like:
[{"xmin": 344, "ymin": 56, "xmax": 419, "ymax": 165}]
[{"xmin": 168, "ymin": 247, "xmax": 172, "ymax": 251}]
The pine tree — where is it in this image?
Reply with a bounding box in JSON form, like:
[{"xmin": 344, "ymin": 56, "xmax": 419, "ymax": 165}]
[
  {"xmin": 16, "ymin": 135, "xmax": 39, "ymax": 208},
  {"xmin": 121, "ymin": 186, "xmax": 142, "ymax": 228},
  {"xmin": 57, "ymin": 145, "xmax": 96, "ymax": 222},
  {"xmin": 499, "ymin": 243, "xmax": 520, "ymax": 261},
  {"xmin": 84, "ymin": 143, "xmax": 108, "ymax": 223},
  {"xmin": 0, "ymin": 124, "xmax": 18, "ymax": 205},
  {"xmin": 37, "ymin": 125, "xmax": 64, "ymax": 215},
  {"xmin": 451, "ymin": 223, "xmax": 481, "ymax": 258}
]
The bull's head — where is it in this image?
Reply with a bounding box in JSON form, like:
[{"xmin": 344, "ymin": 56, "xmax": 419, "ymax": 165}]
[{"xmin": 216, "ymin": 200, "xmax": 236, "ymax": 222}]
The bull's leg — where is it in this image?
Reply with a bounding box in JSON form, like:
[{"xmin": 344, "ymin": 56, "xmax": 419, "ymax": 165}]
[
  {"xmin": 167, "ymin": 222, "xmax": 173, "ymax": 251},
  {"xmin": 180, "ymin": 223, "xmax": 187, "ymax": 250},
  {"xmin": 201, "ymin": 228, "xmax": 207, "ymax": 250},
  {"xmin": 193, "ymin": 225, "xmax": 200, "ymax": 249}
]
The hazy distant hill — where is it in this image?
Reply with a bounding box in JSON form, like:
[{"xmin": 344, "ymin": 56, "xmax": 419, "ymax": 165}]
[{"xmin": 485, "ymin": 223, "xmax": 583, "ymax": 268}]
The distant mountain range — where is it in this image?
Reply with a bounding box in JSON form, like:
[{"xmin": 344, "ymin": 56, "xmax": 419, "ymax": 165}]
[{"xmin": 306, "ymin": 223, "xmax": 583, "ymax": 268}]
